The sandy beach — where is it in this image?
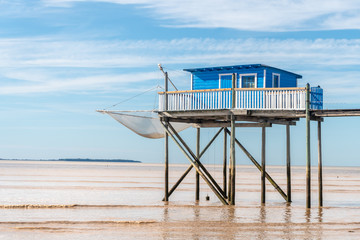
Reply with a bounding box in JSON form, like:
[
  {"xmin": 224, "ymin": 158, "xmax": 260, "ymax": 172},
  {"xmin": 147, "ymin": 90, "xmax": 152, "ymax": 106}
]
[{"xmin": 0, "ymin": 160, "xmax": 360, "ymax": 239}]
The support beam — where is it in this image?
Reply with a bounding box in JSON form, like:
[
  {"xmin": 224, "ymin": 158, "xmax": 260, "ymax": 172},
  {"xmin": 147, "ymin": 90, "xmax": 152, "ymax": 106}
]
[
  {"xmin": 164, "ymin": 72, "xmax": 168, "ymax": 111},
  {"xmin": 164, "ymin": 72, "xmax": 169, "ymax": 202},
  {"xmin": 225, "ymin": 128, "xmax": 288, "ymax": 201},
  {"xmin": 306, "ymin": 83, "xmax": 311, "ymax": 208},
  {"xmin": 223, "ymin": 128, "xmax": 227, "ymax": 198},
  {"xmin": 164, "ymin": 121, "xmax": 169, "ymax": 202},
  {"xmin": 261, "ymin": 126, "xmax": 266, "ymax": 204},
  {"xmin": 229, "ymin": 73, "xmax": 236, "ymax": 205},
  {"xmin": 193, "ymin": 122, "xmax": 272, "ymax": 128},
  {"xmin": 318, "ymin": 121, "xmax": 323, "ymax": 207},
  {"xmin": 159, "ymin": 114, "xmax": 298, "ymax": 126},
  {"xmin": 196, "ymin": 128, "xmax": 200, "ymax": 201},
  {"xmin": 230, "ymin": 115, "xmax": 236, "ymax": 205},
  {"xmin": 286, "ymin": 125, "xmax": 292, "ymax": 203}
]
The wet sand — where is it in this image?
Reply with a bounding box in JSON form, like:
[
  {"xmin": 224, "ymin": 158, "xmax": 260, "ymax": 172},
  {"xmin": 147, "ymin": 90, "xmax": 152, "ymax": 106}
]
[{"xmin": 0, "ymin": 160, "xmax": 360, "ymax": 239}]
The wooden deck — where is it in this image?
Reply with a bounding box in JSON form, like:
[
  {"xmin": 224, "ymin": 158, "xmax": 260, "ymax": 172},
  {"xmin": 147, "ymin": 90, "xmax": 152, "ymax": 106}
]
[{"xmin": 157, "ymin": 109, "xmax": 360, "ymax": 127}]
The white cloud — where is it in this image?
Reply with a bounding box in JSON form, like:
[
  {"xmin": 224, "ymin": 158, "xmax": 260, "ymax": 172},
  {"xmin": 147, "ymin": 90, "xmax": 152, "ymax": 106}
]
[
  {"xmin": 0, "ymin": 70, "xmax": 161, "ymax": 94},
  {"xmin": 43, "ymin": 0, "xmax": 360, "ymax": 31},
  {"xmin": 2, "ymin": 36, "xmax": 360, "ymax": 103},
  {"xmin": 3, "ymin": 37, "xmax": 360, "ymax": 68}
]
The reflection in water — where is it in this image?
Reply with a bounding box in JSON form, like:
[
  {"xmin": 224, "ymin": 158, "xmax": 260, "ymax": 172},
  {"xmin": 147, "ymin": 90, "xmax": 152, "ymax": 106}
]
[
  {"xmin": 283, "ymin": 204, "xmax": 292, "ymax": 240},
  {"xmin": 304, "ymin": 209, "xmax": 312, "ymax": 240},
  {"xmin": 317, "ymin": 207, "xmax": 323, "ymax": 223},
  {"xmin": 257, "ymin": 206, "xmax": 267, "ymax": 240},
  {"xmin": 226, "ymin": 207, "xmax": 236, "ymax": 240},
  {"xmin": 316, "ymin": 207, "xmax": 324, "ymax": 240},
  {"xmin": 162, "ymin": 204, "xmax": 170, "ymax": 240},
  {"xmin": 192, "ymin": 205, "xmax": 200, "ymax": 240}
]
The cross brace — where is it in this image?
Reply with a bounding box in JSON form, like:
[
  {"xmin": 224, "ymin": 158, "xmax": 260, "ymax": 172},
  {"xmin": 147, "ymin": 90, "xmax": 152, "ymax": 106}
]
[
  {"xmin": 225, "ymin": 128, "xmax": 288, "ymax": 201},
  {"xmin": 161, "ymin": 123, "xmax": 288, "ymax": 204},
  {"xmin": 161, "ymin": 121, "xmax": 229, "ymax": 205},
  {"xmin": 161, "ymin": 127, "xmax": 224, "ymax": 201}
]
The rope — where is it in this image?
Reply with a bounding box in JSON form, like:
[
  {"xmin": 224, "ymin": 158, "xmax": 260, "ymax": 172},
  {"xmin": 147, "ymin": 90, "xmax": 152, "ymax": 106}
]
[{"xmin": 103, "ymin": 85, "xmax": 162, "ymax": 110}]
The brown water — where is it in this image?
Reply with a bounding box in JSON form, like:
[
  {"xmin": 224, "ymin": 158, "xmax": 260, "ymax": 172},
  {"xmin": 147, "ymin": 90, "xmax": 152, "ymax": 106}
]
[{"xmin": 0, "ymin": 160, "xmax": 360, "ymax": 239}]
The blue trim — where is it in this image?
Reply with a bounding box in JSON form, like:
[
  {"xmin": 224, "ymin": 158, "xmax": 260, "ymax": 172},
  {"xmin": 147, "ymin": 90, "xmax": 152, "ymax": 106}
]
[{"xmin": 184, "ymin": 64, "xmax": 302, "ymax": 79}]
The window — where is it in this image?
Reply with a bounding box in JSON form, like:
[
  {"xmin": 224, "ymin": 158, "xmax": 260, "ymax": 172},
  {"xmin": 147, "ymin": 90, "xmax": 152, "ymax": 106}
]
[
  {"xmin": 273, "ymin": 73, "xmax": 280, "ymax": 88},
  {"xmin": 240, "ymin": 74, "xmax": 256, "ymax": 88}
]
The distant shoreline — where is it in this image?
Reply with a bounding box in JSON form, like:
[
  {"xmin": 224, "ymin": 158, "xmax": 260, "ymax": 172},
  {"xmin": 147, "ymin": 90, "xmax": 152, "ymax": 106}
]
[{"xmin": 0, "ymin": 158, "xmax": 141, "ymax": 163}]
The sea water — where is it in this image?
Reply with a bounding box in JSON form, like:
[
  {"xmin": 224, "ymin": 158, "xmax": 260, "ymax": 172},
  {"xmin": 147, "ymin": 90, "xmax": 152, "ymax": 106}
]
[{"xmin": 0, "ymin": 160, "xmax": 360, "ymax": 239}]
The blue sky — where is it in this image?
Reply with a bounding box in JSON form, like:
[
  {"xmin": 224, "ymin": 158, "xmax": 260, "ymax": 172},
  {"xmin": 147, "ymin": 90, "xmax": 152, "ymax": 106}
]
[{"xmin": 1, "ymin": 0, "xmax": 360, "ymax": 166}]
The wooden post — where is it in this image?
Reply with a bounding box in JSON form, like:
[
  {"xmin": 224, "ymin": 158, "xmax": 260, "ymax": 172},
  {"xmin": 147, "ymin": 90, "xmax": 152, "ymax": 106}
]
[
  {"xmin": 232, "ymin": 73, "xmax": 236, "ymax": 108},
  {"xmin": 228, "ymin": 155, "xmax": 232, "ymax": 202},
  {"xmin": 196, "ymin": 128, "xmax": 200, "ymax": 201},
  {"xmin": 164, "ymin": 72, "xmax": 169, "ymax": 202},
  {"xmin": 230, "ymin": 73, "xmax": 236, "ymax": 205},
  {"xmin": 164, "ymin": 121, "xmax": 169, "ymax": 201},
  {"xmin": 164, "ymin": 72, "xmax": 168, "ymax": 111},
  {"xmin": 223, "ymin": 128, "xmax": 227, "ymax": 198},
  {"xmin": 261, "ymin": 126, "xmax": 266, "ymax": 204},
  {"xmin": 286, "ymin": 124, "xmax": 292, "ymax": 203},
  {"xmin": 318, "ymin": 121, "xmax": 323, "ymax": 207},
  {"xmin": 230, "ymin": 115, "xmax": 236, "ymax": 205},
  {"xmin": 306, "ymin": 83, "xmax": 311, "ymax": 208}
]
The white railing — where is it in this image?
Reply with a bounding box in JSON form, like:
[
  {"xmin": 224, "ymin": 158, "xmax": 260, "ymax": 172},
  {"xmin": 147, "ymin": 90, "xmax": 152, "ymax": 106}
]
[{"xmin": 159, "ymin": 87, "xmax": 322, "ymax": 111}]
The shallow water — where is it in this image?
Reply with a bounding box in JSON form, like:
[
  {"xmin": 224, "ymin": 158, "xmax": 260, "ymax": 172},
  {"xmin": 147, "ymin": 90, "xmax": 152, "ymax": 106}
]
[{"xmin": 0, "ymin": 161, "xmax": 360, "ymax": 239}]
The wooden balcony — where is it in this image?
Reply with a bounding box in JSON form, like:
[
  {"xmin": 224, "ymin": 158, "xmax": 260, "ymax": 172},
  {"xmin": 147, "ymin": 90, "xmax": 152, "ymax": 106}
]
[{"xmin": 159, "ymin": 87, "xmax": 323, "ymax": 111}]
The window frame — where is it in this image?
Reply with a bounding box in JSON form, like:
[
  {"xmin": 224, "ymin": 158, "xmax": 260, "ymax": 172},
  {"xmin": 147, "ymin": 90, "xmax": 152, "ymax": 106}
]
[
  {"xmin": 219, "ymin": 73, "xmax": 236, "ymax": 89},
  {"xmin": 272, "ymin": 73, "xmax": 280, "ymax": 88},
  {"xmin": 239, "ymin": 73, "xmax": 257, "ymax": 88}
]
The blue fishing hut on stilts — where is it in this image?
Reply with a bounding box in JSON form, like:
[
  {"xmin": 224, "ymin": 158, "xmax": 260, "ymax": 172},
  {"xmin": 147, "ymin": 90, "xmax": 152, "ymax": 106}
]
[
  {"xmin": 158, "ymin": 64, "xmax": 326, "ymax": 208},
  {"xmin": 101, "ymin": 63, "xmax": 360, "ymax": 208}
]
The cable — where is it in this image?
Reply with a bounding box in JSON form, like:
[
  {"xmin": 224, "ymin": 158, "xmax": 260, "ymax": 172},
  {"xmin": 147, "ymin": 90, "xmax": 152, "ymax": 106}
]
[{"xmin": 103, "ymin": 85, "xmax": 162, "ymax": 110}]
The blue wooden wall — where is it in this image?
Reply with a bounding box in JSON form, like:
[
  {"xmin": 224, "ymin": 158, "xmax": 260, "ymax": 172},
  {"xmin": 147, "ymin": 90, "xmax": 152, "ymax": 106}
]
[
  {"xmin": 191, "ymin": 66, "xmax": 299, "ymax": 90},
  {"xmin": 265, "ymin": 69, "xmax": 297, "ymax": 88}
]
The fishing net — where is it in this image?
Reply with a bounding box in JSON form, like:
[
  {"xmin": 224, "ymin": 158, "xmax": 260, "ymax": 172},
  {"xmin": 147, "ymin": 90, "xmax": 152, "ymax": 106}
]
[{"xmin": 98, "ymin": 110, "xmax": 191, "ymax": 139}]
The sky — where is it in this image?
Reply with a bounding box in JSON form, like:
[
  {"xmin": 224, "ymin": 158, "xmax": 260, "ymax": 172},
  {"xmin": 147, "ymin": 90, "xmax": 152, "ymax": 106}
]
[{"xmin": 1, "ymin": 0, "xmax": 360, "ymax": 166}]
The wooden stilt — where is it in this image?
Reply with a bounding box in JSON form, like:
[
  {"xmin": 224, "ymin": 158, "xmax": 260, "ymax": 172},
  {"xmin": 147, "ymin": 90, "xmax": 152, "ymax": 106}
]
[
  {"xmin": 228, "ymin": 155, "xmax": 232, "ymax": 202},
  {"xmin": 286, "ymin": 124, "xmax": 292, "ymax": 203},
  {"xmin": 230, "ymin": 115, "xmax": 236, "ymax": 205},
  {"xmin": 261, "ymin": 126, "xmax": 266, "ymax": 204},
  {"xmin": 164, "ymin": 123, "xmax": 169, "ymax": 201},
  {"xmin": 318, "ymin": 121, "xmax": 323, "ymax": 207},
  {"xmin": 223, "ymin": 128, "xmax": 227, "ymax": 198},
  {"xmin": 196, "ymin": 128, "xmax": 200, "ymax": 201},
  {"xmin": 164, "ymin": 72, "xmax": 169, "ymax": 202},
  {"xmin": 229, "ymin": 73, "xmax": 236, "ymax": 205},
  {"xmin": 306, "ymin": 83, "xmax": 311, "ymax": 208}
]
